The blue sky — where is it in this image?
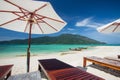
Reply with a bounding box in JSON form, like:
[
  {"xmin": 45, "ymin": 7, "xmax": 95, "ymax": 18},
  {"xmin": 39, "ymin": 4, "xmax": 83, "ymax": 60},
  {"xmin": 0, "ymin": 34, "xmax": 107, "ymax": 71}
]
[{"xmin": 0, "ymin": 0, "xmax": 120, "ymax": 44}]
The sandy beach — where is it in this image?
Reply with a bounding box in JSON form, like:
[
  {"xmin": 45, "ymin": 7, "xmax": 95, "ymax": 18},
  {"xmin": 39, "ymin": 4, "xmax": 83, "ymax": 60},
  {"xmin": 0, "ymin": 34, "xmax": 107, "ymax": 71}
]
[{"xmin": 0, "ymin": 46, "xmax": 120, "ymax": 80}]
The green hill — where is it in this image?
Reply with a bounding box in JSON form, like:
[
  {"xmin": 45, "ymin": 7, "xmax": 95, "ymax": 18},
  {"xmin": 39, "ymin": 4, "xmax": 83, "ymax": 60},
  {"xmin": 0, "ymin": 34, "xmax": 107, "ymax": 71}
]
[{"xmin": 0, "ymin": 34, "xmax": 105, "ymax": 44}]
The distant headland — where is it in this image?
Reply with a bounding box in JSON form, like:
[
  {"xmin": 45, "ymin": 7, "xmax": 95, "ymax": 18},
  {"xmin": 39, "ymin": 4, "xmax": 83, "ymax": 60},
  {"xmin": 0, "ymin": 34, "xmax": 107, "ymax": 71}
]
[{"xmin": 0, "ymin": 34, "xmax": 105, "ymax": 45}]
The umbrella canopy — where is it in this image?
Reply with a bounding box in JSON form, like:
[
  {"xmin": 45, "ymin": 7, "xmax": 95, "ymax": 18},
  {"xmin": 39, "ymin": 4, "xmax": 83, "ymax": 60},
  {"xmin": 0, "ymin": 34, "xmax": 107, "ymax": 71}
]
[
  {"xmin": 97, "ymin": 19, "xmax": 120, "ymax": 33},
  {"xmin": 0, "ymin": 0, "xmax": 66, "ymax": 34},
  {"xmin": 0, "ymin": 0, "xmax": 67, "ymax": 72}
]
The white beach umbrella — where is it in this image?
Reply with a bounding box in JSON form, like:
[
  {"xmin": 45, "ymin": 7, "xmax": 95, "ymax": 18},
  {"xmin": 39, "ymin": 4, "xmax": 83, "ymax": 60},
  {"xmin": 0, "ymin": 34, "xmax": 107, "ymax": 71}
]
[
  {"xmin": 97, "ymin": 19, "xmax": 120, "ymax": 59},
  {"xmin": 0, "ymin": 0, "xmax": 67, "ymax": 72},
  {"xmin": 97, "ymin": 19, "xmax": 120, "ymax": 33}
]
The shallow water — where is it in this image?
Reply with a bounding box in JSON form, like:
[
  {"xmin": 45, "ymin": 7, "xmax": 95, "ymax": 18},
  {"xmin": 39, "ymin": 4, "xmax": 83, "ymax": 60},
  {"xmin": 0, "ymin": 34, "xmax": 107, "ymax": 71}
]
[{"xmin": 0, "ymin": 44, "xmax": 119, "ymax": 57}]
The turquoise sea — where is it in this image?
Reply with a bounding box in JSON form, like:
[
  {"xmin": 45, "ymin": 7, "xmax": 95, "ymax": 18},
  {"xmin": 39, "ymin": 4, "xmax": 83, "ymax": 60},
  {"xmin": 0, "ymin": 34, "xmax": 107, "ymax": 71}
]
[{"xmin": 0, "ymin": 44, "xmax": 119, "ymax": 58}]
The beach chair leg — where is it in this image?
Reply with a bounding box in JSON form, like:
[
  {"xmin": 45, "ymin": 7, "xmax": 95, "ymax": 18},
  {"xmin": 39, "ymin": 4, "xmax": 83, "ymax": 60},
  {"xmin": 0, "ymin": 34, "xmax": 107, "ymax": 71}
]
[
  {"xmin": 83, "ymin": 57, "xmax": 87, "ymax": 67},
  {"xmin": 6, "ymin": 70, "xmax": 11, "ymax": 80},
  {"xmin": 92, "ymin": 63, "xmax": 95, "ymax": 65},
  {"xmin": 38, "ymin": 65, "xmax": 42, "ymax": 72}
]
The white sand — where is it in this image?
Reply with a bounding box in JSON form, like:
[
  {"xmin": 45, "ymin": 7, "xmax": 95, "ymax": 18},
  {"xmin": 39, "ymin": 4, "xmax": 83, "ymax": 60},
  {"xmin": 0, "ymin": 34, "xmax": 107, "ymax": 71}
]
[{"xmin": 0, "ymin": 46, "xmax": 120, "ymax": 80}]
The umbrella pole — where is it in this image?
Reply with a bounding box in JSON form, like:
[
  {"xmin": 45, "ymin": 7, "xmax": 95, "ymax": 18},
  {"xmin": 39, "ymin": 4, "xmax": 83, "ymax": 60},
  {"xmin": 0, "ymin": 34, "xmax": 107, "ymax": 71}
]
[{"xmin": 27, "ymin": 22, "xmax": 32, "ymax": 72}]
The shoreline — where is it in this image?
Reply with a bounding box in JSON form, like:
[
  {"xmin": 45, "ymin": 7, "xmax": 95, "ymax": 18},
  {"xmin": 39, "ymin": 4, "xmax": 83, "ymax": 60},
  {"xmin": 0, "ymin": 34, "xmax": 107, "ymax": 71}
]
[
  {"xmin": 0, "ymin": 46, "xmax": 120, "ymax": 80},
  {"xmin": 0, "ymin": 45, "xmax": 111, "ymax": 58}
]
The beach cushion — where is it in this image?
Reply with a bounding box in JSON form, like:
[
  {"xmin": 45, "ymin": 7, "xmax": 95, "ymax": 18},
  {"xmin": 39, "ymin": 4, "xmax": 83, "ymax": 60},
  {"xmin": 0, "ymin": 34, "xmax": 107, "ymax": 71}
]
[
  {"xmin": 7, "ymin": 71, "xmax": 41, "ymax": 80},
  {"xmin": 104, "ymin": 56, "xmax": 120, "ymax": 62}
]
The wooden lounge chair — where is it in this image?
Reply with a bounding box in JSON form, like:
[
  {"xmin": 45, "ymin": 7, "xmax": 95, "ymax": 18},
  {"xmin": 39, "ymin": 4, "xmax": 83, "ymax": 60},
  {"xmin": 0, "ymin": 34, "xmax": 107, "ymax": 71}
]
[
  {"xmin": 38, "ymin": 59, "xmax": 104, "ymax": 80},
  {"xmin": 0, "ymin": 64, "xmax": 13, "ymax": 80},
  {"xmin": 83, "ymin": 56, "xmax": 120, "ymax": 71}
]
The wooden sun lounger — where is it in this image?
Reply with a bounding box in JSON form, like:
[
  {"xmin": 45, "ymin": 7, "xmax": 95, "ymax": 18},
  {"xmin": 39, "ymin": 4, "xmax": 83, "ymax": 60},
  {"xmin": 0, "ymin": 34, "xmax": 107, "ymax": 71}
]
[
  {"xmin": 38, "ymin": 59, "xmax": 104, "ymax": 80},
  {"xmin": 0, "ymin": 64, "xmax": 13, "ymax": 80},
  {"xmin": 83, "ymin": 56, "xmax": 120, "ymax": 71}
]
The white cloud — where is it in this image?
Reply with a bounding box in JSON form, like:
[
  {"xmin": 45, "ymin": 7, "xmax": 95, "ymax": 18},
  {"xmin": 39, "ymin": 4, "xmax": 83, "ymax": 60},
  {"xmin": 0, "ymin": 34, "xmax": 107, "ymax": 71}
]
[
  {"xmin": 67, "ymin": 28, "xmax": 74, "ymax": 31},
  {"xmin": 75, "ymin": 17, "xmax": 104, "ymax": 28},
  {"xmin": 76, "ymin": 17, "xmax": 92, "ymax": 26}
]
